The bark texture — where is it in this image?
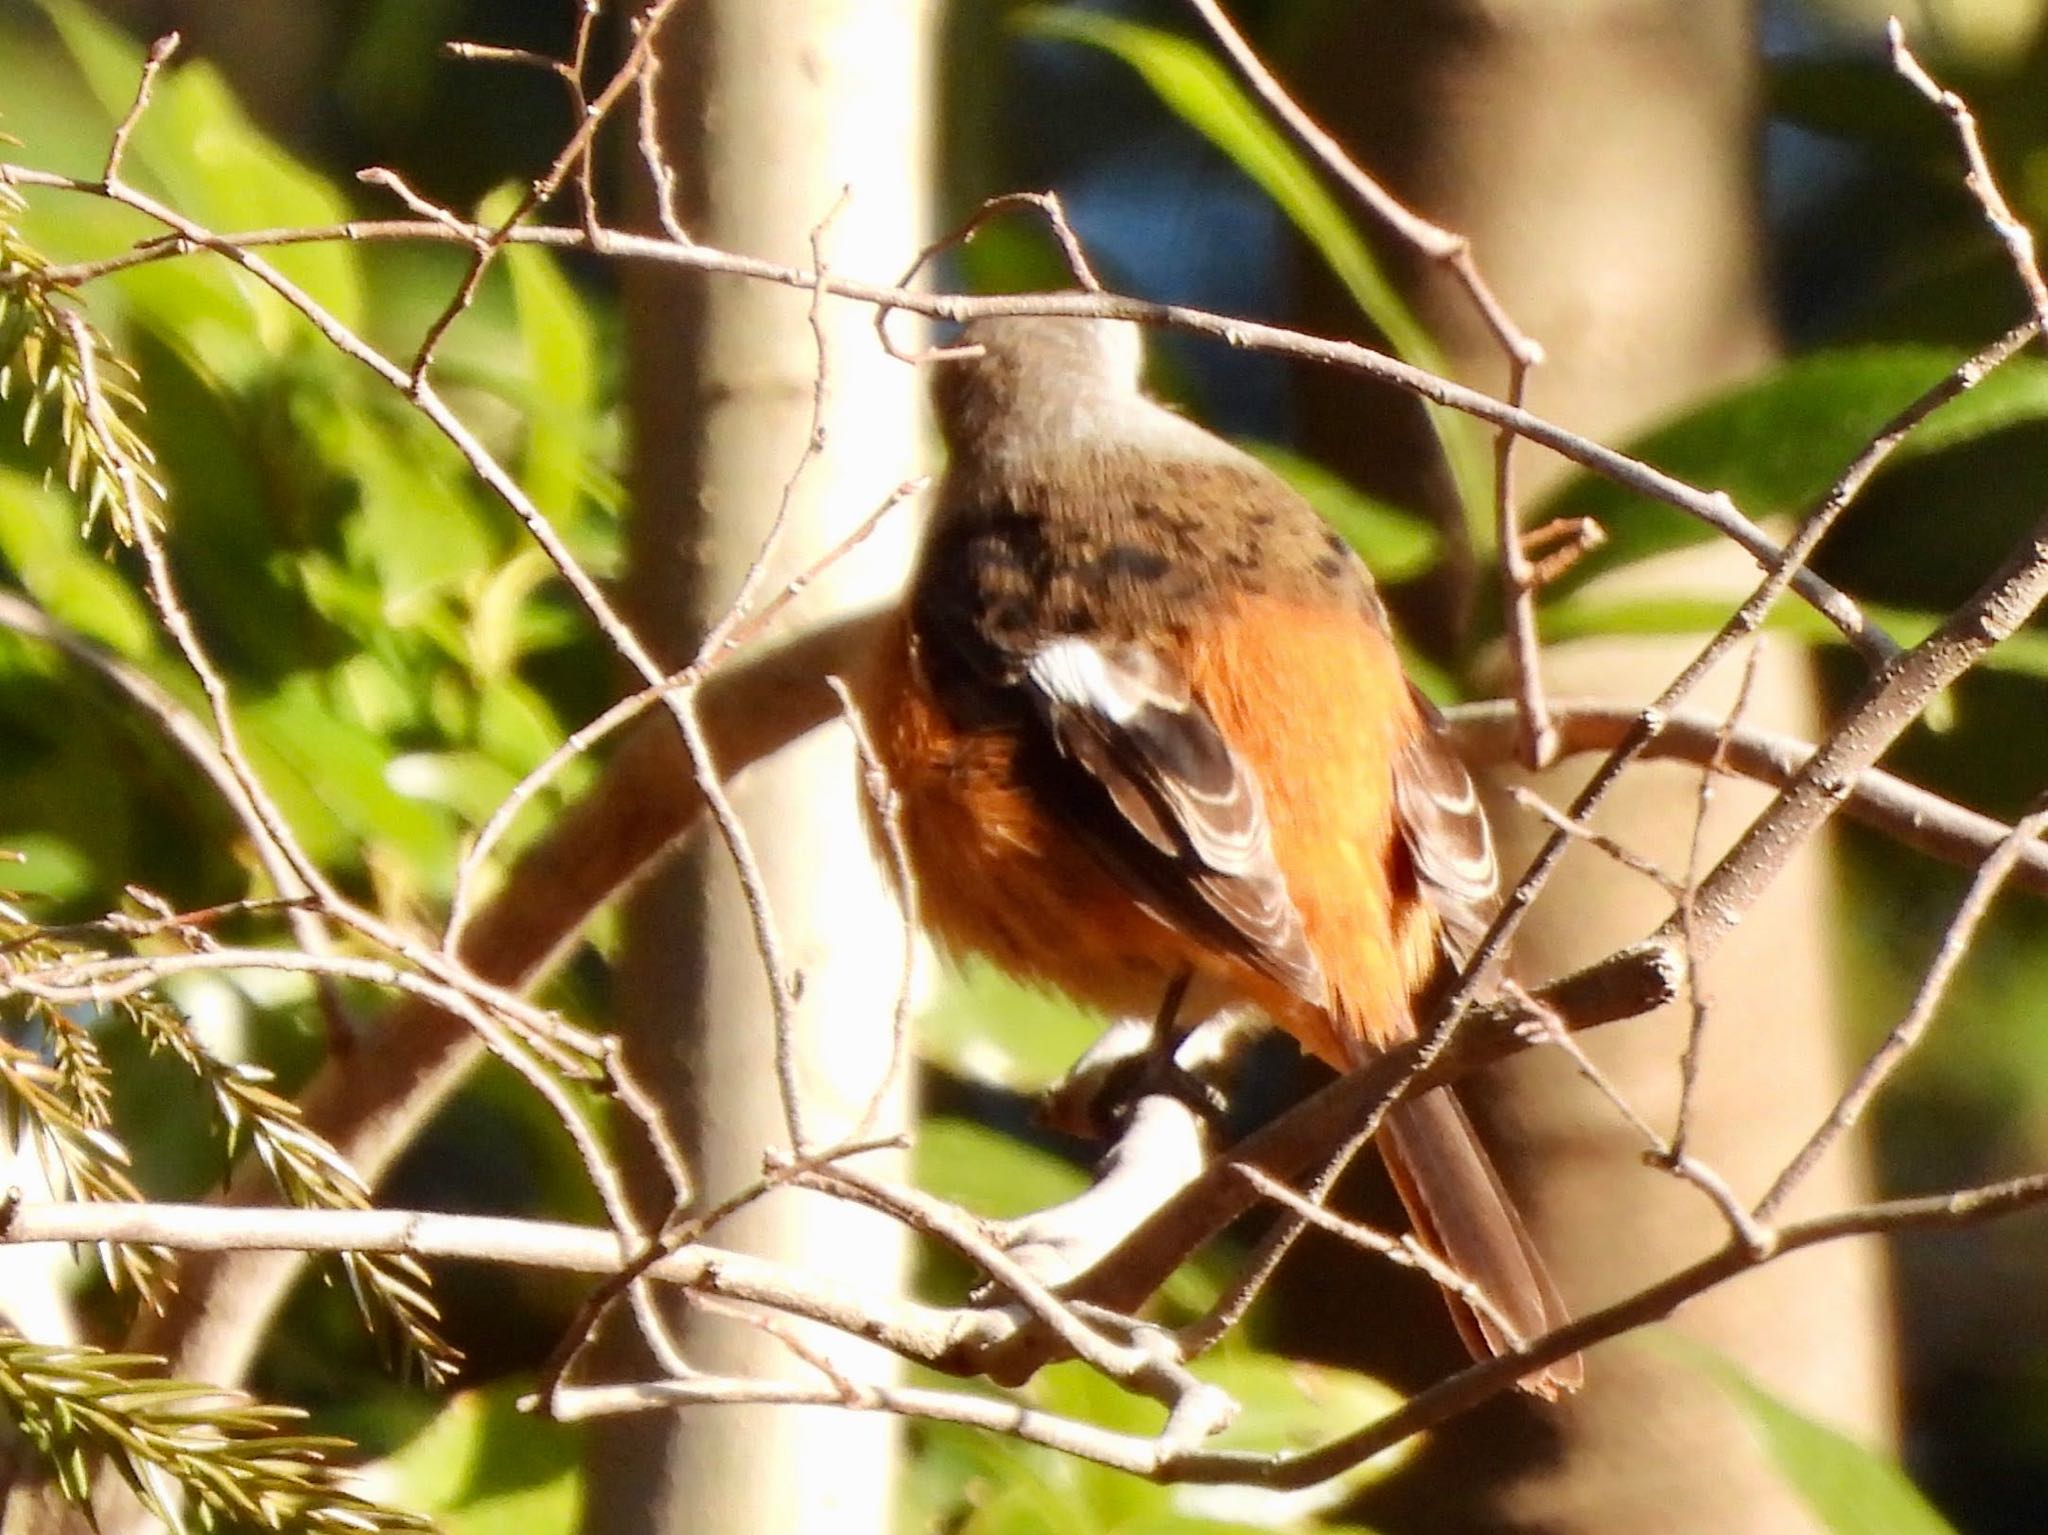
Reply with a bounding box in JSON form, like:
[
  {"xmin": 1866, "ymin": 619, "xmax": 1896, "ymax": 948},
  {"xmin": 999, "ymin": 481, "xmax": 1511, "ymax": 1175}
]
[{"xmin": 586, "ymin": 3, "xmax": 933, "ymax": 1530}]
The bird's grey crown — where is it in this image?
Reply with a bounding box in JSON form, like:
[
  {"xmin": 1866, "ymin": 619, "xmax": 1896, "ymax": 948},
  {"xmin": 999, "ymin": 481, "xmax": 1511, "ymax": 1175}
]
[{"xmin": 932, "ymin": 311, "xmax": 1243, "ymax": 485}]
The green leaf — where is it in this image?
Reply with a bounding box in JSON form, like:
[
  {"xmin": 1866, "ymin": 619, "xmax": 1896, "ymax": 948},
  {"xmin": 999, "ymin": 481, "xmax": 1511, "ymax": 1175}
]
[
  {"xmin": 38, "ymin": 0, "xmax": 365, "ymax": 336},
  {"xmin": 476, "ymin": 671, "xmax": 571, "ymax": 773},
  {"xmin": 485, "ymin": 186, "xmax": 601, "ymax": 526},
  {"xmin": 374, "ymin": 1383, "xmax": 583, "ymax": 1534},
  {"xmin": 911, "ymin": 1349, "xmax": 1403, "ymax": 1534},
  {"xmin": 239, "ymin": 672, "xmax": 452, "ymax": 874},
  {"xmin": 1683, "ymin": 1342, "xmax": 1960, "ymax": 1535},
  {"xmin": 295, "ymin": 385, "xmax": 498, "ymax": 615},
  {"xmin": 920, "ymin": 959, "xmax": 1110, "ymax": 1093},
  {"xmin": 914, "ymin": 1113, "xmax": 1088, "ymax": 1221},
  {"xmin": 1244, "ymin": 442, "xmax": 1439, "ymax": 581},
  {"xmin": 469, "ymin": 547, "xmax": 560, "ymax": 679},
  {"xmin": 1020, "ymin": 7, "xmax": 1491, "ymax": 540},
  {"xmin": 1538, "ymin": 346, "xmax": 2048, "ymax": 584},
  {"xmin": 0, "ymin": 467, "xmax": 155, "ymax": 655},
  {"xmin": 1020, "ymin": 11, "xmax": 1421, "ymax": 360},
  {"xmin": 1160, "ymin": 1346, "xmax": 1406, "ymax": 1531},
  {"xmin": 384, "ymin": 748, "xmax": 521, "ymax": 822},
  {"xmin": 1192, "ymin": 1346, "xmax": 1405, "ymax": 1463},
  {"xmin": 0, "ymin": 831, "xmax": 93, "ymax": 900},
  {"xmin": 901, "ymin": 1365, "xmax": 1115, "ymax": 1534}
]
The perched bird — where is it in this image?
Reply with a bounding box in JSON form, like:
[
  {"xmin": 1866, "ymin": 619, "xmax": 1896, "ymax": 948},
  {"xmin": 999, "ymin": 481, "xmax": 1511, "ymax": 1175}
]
[{"xmin": 868, "ymin": 311, "xmax": 1579, "ymax": 1397}]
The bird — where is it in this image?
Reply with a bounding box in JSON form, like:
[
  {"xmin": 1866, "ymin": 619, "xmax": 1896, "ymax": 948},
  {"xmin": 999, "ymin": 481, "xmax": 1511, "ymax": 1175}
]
[{"xmin": 865, "ymin": 309, "xmax": 1580, "ymax": 1398}]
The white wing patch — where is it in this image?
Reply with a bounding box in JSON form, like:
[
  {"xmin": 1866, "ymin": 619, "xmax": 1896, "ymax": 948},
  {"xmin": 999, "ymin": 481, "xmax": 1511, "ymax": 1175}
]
[
  {"xmin": 1027, "ymin": 637, "xmax": 1151, "ymax": 725},
  {"xmin": 1023, "ymin": 636, "xmax": 1327, "ymax": 1006}
]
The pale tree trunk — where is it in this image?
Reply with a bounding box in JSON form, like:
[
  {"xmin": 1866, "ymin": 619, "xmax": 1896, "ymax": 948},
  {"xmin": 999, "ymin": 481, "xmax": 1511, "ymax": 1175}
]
[
  {"xmin": 1288, "ymin": 3, "xmax": 1895, "ymax": 1531},
  {"xmin": 581, "ymin": 3, "xmax": 933, "ymax": 1532}
]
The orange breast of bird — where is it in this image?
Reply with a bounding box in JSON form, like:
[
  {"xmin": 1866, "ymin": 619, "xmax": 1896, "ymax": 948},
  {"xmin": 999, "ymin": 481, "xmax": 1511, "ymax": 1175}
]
[
  {"xmin": 865, "ymin": 608, "xmax": 1210, "ymax": 1022},
  {"xmin": 865, "ymin": 589, "xmax": 1444, "ymax": 1067}
]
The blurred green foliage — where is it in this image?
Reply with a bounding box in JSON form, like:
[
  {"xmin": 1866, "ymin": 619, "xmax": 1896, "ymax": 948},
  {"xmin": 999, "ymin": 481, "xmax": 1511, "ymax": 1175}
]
[
  {"xmin": 5, "ymin": 0, "xmax": 2048, "ymax": 1531},
  {"xmin": 1686, "ymin": 1343, "xmax": 1964, "ymax": 1535},
  {"xmin": 0, "ymin": 0, "xmax": 620, "ymax": 1521},
  {"xmin": 1, "ymin": 1, "xmax": 621, "ymax": 921}
]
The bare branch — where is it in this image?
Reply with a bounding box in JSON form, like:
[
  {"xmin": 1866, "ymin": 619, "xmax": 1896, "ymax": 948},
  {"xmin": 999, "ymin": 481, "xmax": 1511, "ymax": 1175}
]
[
  {"xmin": 1757, "ymin": 795, "xmax": 2048, "ymax": 1220},
  {"xmin": 1494, "ymin": 355, "xmax": 1555, "ymax": 766},
  {"xmin": 103, "ymin": 33, "xmax": 179, "ymax": 182},
  {"xmin": 1181, "ymin": 0, "xmax": 1539, "ymax": 370},
  {"xmin": 6, "ymin": 1163, "xmax": 2048, "ymax": 1486},
  {"xmin": 0, "ymin": 179, "xmax": 1894, "ymax": 660},
  {"xmin": 1681, "ymin": 511, "xmax": 2048, "ymax": 958},
  {"xmin": 1892, "ymin": 23, "xmax": 2048, "ymax": 336},
  {"xmin": 14, "ymin": 16, "xmax": 2048, "ymax": 1499}
]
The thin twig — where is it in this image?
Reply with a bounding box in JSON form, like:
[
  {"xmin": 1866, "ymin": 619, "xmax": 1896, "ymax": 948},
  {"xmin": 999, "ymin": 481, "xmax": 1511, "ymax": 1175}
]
[
  {"xmin": 444, "ymin": 42, "xmax": 562, "ymax": 70},
  {"xmin": 604, "ymin": 1037, "xmax": 696, "ymax": 1218},
  {"xmin": 356, "ymin": 166, "xmax": 478, "ymax": 238},
  {"xmin": 0, "ymin": 181, "xmax": 1914, "ymax": 657},
  {"xmin": 1234, "ymin": 1164, "xmax": 1523, "ymax": 1342},
  {"xmin": 1509, "ymin": 785, "xmax": 1685, "ymax": 895},
  {"xmin": 877, "ymin": 190, "xmax": 1103, "ymax": 363},
  {"xmin": 534, "ymin": 1132, "xmax": 904, "ymax": 1411},
  {"xmin": 565, "ymin": 0, "xmax": 608, "ymax": 240},
  {"xmin": 411, "ymin": 0, "xmax": 694, "ymax": 385},
  {"xmin": 1475, "ymin": 795, "xmax": 1768, "ymax": 1245},
  {"xmin": 1520, "ymin": 516, "xmax": 1606, "ymax": 587},
  {"xmin": 1172, "ymin": 1198, "xmax": 1296, "ymax": 1359},
  {"xmin": 1891, "ymin": 23, "xmax": 2048, "ymax": 339},
  {"xmin": 827, "ymin": 676, "xmax": 919, "ymax": 1142},
  {"xmin": 69, "ymin": 315, "xmax": 343, "ymax": 934},
  {"xmin": 1177, "ymin": 1101, "xmax": 1388, "ymax": 1361},
  {"xmin": 1507, "ymin": 984, "xmax": 1772, "ymax": 1252},
  {"xmin": 632, "ymin": 12, "xmax": 693, "ymax": 245},
  {"xmin": 1181, "ymin": 0, "xmax": 1538, "ymax": 370},
  {"xmin": 1495, "ymin": 356, "xmax": 1556, "ymax": 766},
  {"xmin": 695, "ymin": 189, "xmax": 852, "ymax": 664},
  {"xmin": 791, "ymin": 1160, "xmax": 1188, "ymax": 1411},
  {"xmin": 103, "ymin": 32, "xmax": 180, "ymax": 182},
  {"xmin": 1670, "ymin": 635, "xmax": 1768, "ymax": 1160},
  {"xmin": 1756, "ymin": 794, "xmax": 2048, "ymax": 1221},
  {"xmin": 443, "ymin": 478, "xmax": 918, "ymax": 947},
  {"xmin": 679, "ymin": 676, "xmax": 809, "ymax": 1150}
]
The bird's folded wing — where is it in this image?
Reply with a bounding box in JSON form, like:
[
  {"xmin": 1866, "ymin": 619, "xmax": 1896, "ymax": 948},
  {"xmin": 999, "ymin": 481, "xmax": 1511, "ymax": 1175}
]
[
  {"xmin": 1392, "ymin": 685, "xmax": 1500, "ymax": 967},
  {"xmin": 1023, "ymin": 635, "xmax": 1327, "ymax": 1007}
]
